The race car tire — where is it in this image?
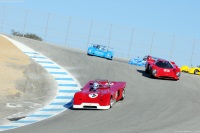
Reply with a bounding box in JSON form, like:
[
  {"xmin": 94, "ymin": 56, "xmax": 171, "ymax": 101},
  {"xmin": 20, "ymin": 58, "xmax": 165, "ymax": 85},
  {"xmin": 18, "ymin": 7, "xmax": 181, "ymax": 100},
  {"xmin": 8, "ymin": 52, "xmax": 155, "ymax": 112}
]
[
  {"xmin": 87, "ymin": 49, "xmax": 93, "ymax": 56},
  {"xmin": 110, "ymin": 96, "xmax": 115, "ymax": 108},
  {"xmin": 106, "ymin": 53, "xmax": 112, "ymax": 60},
  {"xmin": 194, "ymin": 69, "xmax": 198, "ymax": 75},
  {"xmin": 107, "ymin": 57, "xmax": 113, "ymax": 60},
  {"xmin": 149, "ymin": 69, "xmax": 153, "ymax": 78},
  {"xmin": 145, "ymin": 65, "xmax": 150, "ymax": 73},
  {"xmin": 121, "ymin": 89, "xmax": 125, "ymax": 100},
  {"xmin": 145, "ymin": 66, "xmax": 148, "ymax": 73}
]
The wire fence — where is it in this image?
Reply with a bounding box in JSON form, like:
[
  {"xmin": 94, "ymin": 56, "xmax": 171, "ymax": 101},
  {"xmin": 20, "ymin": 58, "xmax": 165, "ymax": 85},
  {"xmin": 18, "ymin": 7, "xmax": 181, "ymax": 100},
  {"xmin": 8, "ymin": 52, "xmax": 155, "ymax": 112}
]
[{"xmin": 0, "ymin": 6, "xmax": 199, "ymax": 67}]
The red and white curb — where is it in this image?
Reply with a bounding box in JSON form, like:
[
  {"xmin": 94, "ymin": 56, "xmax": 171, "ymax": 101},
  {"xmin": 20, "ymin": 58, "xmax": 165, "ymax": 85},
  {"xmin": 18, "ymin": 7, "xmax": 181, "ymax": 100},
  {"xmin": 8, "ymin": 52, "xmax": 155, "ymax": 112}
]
[{"xmin": 0, "ymin": 35, "xmax": 81, "ymax": 131}]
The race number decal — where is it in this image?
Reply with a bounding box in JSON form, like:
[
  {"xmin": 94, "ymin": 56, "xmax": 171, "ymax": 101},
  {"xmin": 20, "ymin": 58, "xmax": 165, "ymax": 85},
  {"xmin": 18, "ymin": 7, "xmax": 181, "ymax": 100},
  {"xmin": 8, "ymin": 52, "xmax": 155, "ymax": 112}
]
[
  {"xmin": 105, "ymin": 82, "xmax": 114, "ymax": 86},
  {"xmin": 89, "ymin": 93, "xmax": 98, "ymax": 98},
  {"xmin": 164, "ymin": 69, "xmax": 170, "ymax": 72}
]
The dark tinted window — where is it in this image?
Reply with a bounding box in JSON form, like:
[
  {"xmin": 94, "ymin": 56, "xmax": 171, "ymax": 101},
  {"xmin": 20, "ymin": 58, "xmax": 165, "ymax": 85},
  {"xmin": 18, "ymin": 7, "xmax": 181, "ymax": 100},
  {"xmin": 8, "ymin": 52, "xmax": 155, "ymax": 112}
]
[
  {"xmin": 155, "ymin": 61, "xmax": 173, "ymax": 68},
  {"xmin": 143, "ymin": 56, "xmax": 147, "ymax": 61}
]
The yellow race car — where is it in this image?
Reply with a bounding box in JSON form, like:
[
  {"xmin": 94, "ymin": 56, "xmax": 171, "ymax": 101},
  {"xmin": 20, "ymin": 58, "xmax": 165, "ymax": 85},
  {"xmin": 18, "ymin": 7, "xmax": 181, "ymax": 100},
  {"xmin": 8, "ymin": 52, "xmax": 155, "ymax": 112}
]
[
  {"xmin": 180, "ymin": 65, "xmax": 190, "ymax": 72},
  {"xmin": 181, "ymin": 65, "xmax": 200, "ymax": 75},
  {"xmin": 188, "ymin": 67, "xmax": 200, "ymax": 75}
]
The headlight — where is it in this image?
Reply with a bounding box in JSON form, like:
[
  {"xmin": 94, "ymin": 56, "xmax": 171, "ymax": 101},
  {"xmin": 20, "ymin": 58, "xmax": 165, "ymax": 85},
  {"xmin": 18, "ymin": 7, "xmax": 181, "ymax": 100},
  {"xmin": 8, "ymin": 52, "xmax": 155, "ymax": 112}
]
[
  {"xmin": 176, "ymin": 72, "xmax": 180, "ymax": 77},
  {"xmin": 152, "ymin": 69, "xmax": 157, "ymax": 74}
]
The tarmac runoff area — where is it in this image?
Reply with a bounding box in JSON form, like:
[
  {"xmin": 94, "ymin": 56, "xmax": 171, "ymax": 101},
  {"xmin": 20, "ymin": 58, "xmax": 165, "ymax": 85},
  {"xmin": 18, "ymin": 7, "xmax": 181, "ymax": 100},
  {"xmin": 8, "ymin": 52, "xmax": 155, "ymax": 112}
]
[{"xmin": 1, "ymin": 35, "xmax": 200, "ymax": 133}]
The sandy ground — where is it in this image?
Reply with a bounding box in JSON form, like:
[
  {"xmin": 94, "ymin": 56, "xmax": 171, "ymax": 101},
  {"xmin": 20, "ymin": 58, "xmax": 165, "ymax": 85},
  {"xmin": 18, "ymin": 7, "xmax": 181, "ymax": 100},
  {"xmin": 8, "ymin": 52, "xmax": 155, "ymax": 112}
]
[
  {"xmin": 0, "ymin": 36, "xmax": 57, "ymax": 125},
  {"xmin": 0, "ymin": 35, "xmax": 29, "ymax": 98}
]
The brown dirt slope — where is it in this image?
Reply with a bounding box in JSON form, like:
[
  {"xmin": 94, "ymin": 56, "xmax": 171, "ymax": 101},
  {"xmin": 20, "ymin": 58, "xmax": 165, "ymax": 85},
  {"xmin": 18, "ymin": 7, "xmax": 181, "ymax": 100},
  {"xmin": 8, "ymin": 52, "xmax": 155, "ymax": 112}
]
[
  {"xmin": 0, "ymin": 35, "xmax": 30, "ymax": 97},
  {"xmin": 0, "ymin": 36, "xmax": 57, "ymax": 125}
]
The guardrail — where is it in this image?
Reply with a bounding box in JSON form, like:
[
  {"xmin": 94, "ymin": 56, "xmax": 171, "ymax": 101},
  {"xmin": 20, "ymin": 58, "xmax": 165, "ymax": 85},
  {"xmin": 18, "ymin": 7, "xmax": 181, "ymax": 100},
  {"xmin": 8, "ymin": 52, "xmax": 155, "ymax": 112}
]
[{"xmin": 0, "ymin": 6, "xmax": 199, "ymax": 67}]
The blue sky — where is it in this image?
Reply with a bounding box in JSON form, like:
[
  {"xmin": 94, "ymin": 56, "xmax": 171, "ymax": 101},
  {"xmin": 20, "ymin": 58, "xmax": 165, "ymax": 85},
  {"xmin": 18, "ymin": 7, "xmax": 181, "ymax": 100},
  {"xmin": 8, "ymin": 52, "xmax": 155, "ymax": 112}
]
[
  {"xmin": 1, "ymin": 0, "xmax": 200, "ymax": 39},
  {"xmin": 0, "ymin": 0, "xmax": 200, "ymax": 66}
]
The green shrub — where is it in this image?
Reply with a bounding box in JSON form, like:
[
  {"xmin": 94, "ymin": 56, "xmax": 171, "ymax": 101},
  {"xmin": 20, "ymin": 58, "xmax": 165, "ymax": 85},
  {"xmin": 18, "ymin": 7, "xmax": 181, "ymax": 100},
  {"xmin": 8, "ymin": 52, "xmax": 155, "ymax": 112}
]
[{"xmin": 11, "ymin": 30, "xmax": 43, "ymax": 41}]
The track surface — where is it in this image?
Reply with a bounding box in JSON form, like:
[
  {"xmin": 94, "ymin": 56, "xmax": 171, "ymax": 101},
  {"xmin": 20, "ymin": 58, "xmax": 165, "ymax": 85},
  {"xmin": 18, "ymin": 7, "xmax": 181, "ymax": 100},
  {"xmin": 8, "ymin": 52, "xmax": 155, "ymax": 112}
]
[{"xmin": 3, "ymin": 36, "xmax": 200, "ymax": 133}]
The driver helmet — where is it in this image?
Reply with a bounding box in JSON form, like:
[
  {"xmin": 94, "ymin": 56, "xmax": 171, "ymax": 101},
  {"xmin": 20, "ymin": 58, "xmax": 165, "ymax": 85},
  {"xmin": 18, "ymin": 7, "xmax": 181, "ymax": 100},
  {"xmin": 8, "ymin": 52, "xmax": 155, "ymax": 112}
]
[{"xmin": 93, "ymin": 82, "xmax": 99, "ymax": 90}]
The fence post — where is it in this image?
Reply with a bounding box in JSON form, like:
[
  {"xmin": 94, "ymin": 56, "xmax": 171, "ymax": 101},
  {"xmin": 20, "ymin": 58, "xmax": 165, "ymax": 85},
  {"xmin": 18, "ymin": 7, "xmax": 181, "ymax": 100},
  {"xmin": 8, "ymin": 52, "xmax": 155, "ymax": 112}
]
[
  {"xmin": 150, "ymin": 32, "xmax": 155, "ymax": 55},
  {"xmin": 128, "ymin": 28, "xmax": 135, "ymax": 58},
  {"xmin": 65, "ymin": 17, "xmax": 71, "ymax": 46},
  {"xmin": 23, "ymin": 10, "xmax": 28, "ymax": 37},
  {"xmin": 1, "ymin": 6, "xmax": 5, "ymax": 33},
  {"xmin": 170, "ymin": 35, "xmax": 175, "ymax": 61},
  {"xmin": 190, "ymin": 39, "xmax": 196, "ymax": 66},
  {"xmin": 107, "ymin": 24, "xmax": 112, "ymax": 48},
  {"xmin": 44, "ymin": 13, "xmax": 50, "ymax": 42},
  {"xmin": 86, "ymin": 21, "xmax": 93, "ymax": 49}
]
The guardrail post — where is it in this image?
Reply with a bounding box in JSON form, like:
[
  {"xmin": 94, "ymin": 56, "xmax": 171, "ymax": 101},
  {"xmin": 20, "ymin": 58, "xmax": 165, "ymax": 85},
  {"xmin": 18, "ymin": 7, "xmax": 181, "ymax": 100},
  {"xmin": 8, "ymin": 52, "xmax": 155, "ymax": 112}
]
[
  {"xmin": 86, "ymin": 21, "xmax": 93, "ymax": 49},
  {"xmin": 65, "ymin": 17, "xmax": 71, "ymax": 46},
  {"xmin": 1, "ymin": 6, "xmax": 5, "ymax": 33},
  {"xmin": 23, "ymin": 10, "xmax": 28, "ymax": 37},
  {"xmin": 170, "ymin": 35, "xmax": 175, "ymax": 60},
  {"xmin": 190, "ymin": 39, "xmax": 196, "ymax": 66},
  {"xmin": 107, "ymin": 24, "xmax": 112, "ymax": 48},
  {"xmin": 128, "ymin": 28, "xmax": 135, "ymax": 58},
  {"xmin": 149, "ymin": 32, "xmax": 155, "ymax": 55},
  {"xmin": 44, "ymin": 13, "xmax": 50, "ymax": 42}
]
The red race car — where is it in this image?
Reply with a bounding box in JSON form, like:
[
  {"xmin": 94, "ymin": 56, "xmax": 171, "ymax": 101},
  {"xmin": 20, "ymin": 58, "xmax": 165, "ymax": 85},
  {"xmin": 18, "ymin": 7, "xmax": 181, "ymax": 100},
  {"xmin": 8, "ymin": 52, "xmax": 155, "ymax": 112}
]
[
  {"xmin": 73, "ymin": 80, "xmax": 126, "ymax": 109},
  {"xmin": 145, "ymin": 55, "xmax": 160, "ymax": 73},
  {"xmin": 145, "ymin": 55, "xmax": 180, "ymax": 80}
]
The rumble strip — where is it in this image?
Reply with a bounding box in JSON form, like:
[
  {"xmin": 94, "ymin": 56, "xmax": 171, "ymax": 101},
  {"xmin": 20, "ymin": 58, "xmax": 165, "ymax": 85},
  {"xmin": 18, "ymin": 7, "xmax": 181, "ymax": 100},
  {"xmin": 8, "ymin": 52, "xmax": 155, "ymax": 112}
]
[{"xmin": 0, "ymin": 35, "xmax": 81, "ymax": 131}]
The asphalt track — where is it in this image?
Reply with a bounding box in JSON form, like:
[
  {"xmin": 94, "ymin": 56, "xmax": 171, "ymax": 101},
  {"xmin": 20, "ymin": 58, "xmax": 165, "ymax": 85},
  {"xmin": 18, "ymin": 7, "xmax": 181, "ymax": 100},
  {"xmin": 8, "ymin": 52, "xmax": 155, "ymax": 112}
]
[{"xmin": 3, "ymin": 36, "xmax": 200, "ymax": 133}]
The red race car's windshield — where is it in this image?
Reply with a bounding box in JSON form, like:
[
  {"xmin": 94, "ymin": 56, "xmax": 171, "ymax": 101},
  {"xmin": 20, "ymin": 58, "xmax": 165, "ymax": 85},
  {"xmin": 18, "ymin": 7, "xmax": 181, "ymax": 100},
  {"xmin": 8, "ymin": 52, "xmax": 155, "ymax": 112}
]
[{"xmin": 155, "ymin": 61, "xmax": 173, "ymax": 68}]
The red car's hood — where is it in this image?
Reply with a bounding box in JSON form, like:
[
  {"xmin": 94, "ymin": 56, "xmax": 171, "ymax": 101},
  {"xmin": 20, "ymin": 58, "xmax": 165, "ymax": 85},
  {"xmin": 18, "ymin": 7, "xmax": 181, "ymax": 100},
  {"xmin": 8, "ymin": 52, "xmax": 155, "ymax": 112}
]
[
  {"xmin": 79, "ymin": 89, "xmax": 110, "ymax": 103},
  {"xmin": 156, "ymin": 67, "xmax": 177, "ymax": 75},
  {"xmin": 158, "ymin": 67, "xmax": 174, "ymax": 72}
]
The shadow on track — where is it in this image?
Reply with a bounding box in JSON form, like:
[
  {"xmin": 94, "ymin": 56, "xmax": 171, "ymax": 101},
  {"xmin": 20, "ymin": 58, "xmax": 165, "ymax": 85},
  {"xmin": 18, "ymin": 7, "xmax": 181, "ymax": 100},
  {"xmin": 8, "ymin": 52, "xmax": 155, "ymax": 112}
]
[{"xmin": 136, "ymin": 69, "xmax": 151, "ymax": 78}]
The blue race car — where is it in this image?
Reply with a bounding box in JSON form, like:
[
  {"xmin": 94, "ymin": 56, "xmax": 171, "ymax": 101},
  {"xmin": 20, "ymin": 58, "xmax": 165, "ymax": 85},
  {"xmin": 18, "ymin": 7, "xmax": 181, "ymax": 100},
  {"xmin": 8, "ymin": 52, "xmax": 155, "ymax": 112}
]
[
  {"xmin": 128, "ymin": 56, "xmax": 147, "ymax": 66},
  {"xmin": 87, "ymin": 44, "xmax": 114, "ymax": 60}
]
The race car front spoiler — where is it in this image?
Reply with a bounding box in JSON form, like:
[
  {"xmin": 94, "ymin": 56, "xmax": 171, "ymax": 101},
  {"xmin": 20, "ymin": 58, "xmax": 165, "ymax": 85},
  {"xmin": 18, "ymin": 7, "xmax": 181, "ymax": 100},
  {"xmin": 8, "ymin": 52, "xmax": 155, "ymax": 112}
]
[{"xmin": 73, "ymin": 103, "xmax": 110, "ymax": 110}]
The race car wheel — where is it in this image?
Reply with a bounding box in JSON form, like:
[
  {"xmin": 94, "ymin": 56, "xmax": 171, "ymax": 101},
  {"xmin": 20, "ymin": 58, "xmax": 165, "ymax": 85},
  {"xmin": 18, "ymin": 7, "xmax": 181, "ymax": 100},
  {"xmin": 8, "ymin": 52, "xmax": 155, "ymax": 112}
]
[
  {"xmin": 145, "ymin": 65, "xmax": 150, "ymax": 73},
  {"xmin": 106, "ymin": 53, "xmax": 112, "ymax": 60},
  {"xmin": 149, "ymin": 69, "xmax": 153, "ymax": 78},
  {"xmin": 145, "ymin": 66, "xmax": 148, "ymax": 73},
  {"xmin": 87, "ymin": 49, "xmax": 93, "ymax": 55},
  {"xmin": 121, "ymin": 89, "xmax": 125, "ymax": 100},
  {"xmin": 194, "ymin": 69, "xmax": 198, "ymax": 75},
  {"xmin": 110, "ymin": 56, "xmax": 113, "ymax": 60},
  {"xmin": 110, "ymin": 96, "xmax": 115, "ymax": 108}
]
